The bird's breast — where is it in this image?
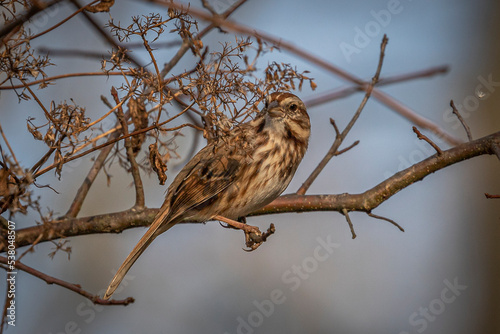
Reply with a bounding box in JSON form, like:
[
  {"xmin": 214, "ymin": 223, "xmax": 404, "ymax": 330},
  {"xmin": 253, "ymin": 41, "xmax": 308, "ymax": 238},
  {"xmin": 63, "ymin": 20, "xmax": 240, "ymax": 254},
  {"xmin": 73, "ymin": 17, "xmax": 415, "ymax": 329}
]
[{"xmin": 218, "ymin": 131, "xmax": 305, "ymax": 219}]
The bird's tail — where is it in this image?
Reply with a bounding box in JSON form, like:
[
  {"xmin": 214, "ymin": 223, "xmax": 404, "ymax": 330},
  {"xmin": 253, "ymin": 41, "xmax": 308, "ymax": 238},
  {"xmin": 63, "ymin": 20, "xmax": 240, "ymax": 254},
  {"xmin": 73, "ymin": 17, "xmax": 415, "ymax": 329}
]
[{"xmin": 103, "ymin": 207, "xmax": 174, "ymax": 300}]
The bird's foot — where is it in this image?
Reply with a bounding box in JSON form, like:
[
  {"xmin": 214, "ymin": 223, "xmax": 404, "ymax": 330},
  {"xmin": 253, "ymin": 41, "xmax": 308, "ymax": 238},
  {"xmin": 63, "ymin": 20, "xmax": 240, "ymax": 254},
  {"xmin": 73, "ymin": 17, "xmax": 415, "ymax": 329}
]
[
  {"xmin": 243, "ymin": 223, "xmax": 275, "ymax": 251},
  {"xmin": 214, "ymin": 215, "xmax": 275, "ymax": 251}
]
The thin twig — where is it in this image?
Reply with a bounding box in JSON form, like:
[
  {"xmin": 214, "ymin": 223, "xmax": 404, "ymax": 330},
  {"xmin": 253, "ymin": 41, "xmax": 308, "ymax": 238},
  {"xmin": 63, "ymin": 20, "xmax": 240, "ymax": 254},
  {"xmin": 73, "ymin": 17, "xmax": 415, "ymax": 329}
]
[
  {"xmin": 28, "ymin": 98, "xmax": 81, "ymax": 177},
  {"xmin": 492, "ymin": 142, "xmax": 500, "ymax": 161},
  {"xmin": 0, "ymin": 121, "xmax": 19, "ymax": 167},
  {"xmin": 17, "ymin": 233, "xmax": 44, "ymax": 261},
  {"xmin": 30, "ymin": 147, "xmax": 57, "ymax": 175},
  {"xmin": 342, "ymin": 208, "xmax": 356, "ymax": 239},
  {"xmin": 69, "ymin": 0, "xmax": 144, "ymax": 68},
  {"xmin": 86, "ymin": 90, "xmax": 134, "ymax": 129},
  {"xmin": 159, "ymin": 0, "xmax": 247, "ymax": 78},
  {"xmin": 304, "ymin": 65, "xmax": 449, "ymax": 108},
  {"xmin": 484, "ymin": 193, "xmax": 500, "ymax": 199},
  {"xmin": 412, "ymin": 126, "xmax": 443, "ymax": 155},
  {"xmin": 329, "ymin": 118, "xmax": 340, "ymax": 137},
  {"xmin": 201, "ymin": 0, "xmax": 217, "ymax": 15},
  {"xmin": 36, "ymin": 47, "xmax": 119, "ymax": 59},
  {"xmin": 297, "ymin": 35, "xmax": 389, "ymax": 195},
  {"xmin": 169, "ymin": 96, "xmax": 204, "ymax": 168},
  {"xmin": 0, "ymin": 71, "xmax": 135, "ymax": 90},
  {"xmin": 22, "ymin": 81, "xmax": 63, "ymax": 135},
  {"xmin": 0, "ymin": 256, "xmax": 134, "ymax": 306},
  {"xmin": 367, "ymin": 212, "xmax": 404, "ymax": 232},
  {"xmin": 74, "ymin": 96, "xmax": 192, "ymax": 157},
  {"xmin": 111, "ymin": 87, "xmax": 145, "ymax": 208},
  {"xmin": 450, "ymin": 100, "xmax": 473, "ymax": 141},
  {"xmin": 33, "ymin": 103, "xmax": 199, "ymax": 178},
  {"xmin": 379, "ymin": 65, "xmax": 450, "ymax": 85},
  {"xmin": 22, "ymin": 81, "xmax": 69, "ymax": 175},
  {"xmin": 30, "ymin": 0, "xmax": 100, "ymax": 39},
  {"xmin": 334, "ymin": 140, "xmax": 360, "ymax": 156},
  {"xmin": 137, "ymin": 31, "xmax": 164, "ymax": 123}
]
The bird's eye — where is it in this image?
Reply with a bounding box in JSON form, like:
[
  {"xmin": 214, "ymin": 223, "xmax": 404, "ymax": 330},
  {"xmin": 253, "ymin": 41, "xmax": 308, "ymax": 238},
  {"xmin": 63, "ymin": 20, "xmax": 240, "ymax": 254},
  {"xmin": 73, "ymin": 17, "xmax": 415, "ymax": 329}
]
[{"xmin": 289, "ymin": 103, "xmax": 298, "ymax": 112}]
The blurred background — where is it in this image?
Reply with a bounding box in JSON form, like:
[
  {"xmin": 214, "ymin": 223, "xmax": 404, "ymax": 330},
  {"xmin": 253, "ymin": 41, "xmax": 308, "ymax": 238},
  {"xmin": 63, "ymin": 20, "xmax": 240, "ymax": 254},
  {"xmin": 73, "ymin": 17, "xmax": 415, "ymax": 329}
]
[{"xmin": 1, "ymin": 0, "xmax": 499, "ymax": 333}]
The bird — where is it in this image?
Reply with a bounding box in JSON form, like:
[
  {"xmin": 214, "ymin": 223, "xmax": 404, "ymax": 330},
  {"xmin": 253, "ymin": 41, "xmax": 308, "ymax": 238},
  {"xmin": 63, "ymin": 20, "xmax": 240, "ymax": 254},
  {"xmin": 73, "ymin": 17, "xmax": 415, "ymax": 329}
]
[{"xmin": 104, "ymin": 91, "xmax": 311, "ymax": 299}]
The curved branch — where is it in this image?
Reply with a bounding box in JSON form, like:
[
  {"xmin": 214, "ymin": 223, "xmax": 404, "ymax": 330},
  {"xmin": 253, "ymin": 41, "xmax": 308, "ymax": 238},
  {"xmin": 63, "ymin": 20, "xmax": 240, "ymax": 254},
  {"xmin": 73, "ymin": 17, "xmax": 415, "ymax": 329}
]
[
  {"xmin": 0, "ymin": 256, "xmax": 134, "ymax": 305},
  {"xmin": 3, "ymin": 131, "xmax": 498, "ymax": 253},
  {"xmin": 259, "ymin": 130, "xmax": 498, "ymax": 214},
  {"xmin": 0, "ymin": 72, "xmax": 134, "ymax": 90}
]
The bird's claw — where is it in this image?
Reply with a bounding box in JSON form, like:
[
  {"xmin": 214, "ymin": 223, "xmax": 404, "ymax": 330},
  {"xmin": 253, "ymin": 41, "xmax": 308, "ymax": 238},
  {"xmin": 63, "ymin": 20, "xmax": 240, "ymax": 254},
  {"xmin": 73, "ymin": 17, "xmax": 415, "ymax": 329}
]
[
  {"xmin": 215, "ymin": 215, "xmax": 275, "ymax": 251},
  {"xmin": 219, "ymin": 221, "xmax": 240, "ymax": 230},
  {"xmin": 243, "ymin": 223, "xmax": 275, "ymax": 252}
]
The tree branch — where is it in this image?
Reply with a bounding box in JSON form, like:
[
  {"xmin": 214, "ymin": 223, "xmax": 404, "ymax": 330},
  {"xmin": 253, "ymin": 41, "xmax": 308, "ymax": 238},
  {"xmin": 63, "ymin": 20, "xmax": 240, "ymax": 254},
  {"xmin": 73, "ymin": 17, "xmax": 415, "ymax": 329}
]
[
  {"xmin": 4, "ymin": 130, "xmax": 498, "ymax": 252},
  {"xmin": 342, "ymin": 208, "xmax": 357, "ymax": 239},
  {"xmin": 450, "ymin": 100, "xmax": 473, "ymax": 141},
  {"xmin": 0, "ymin": 256, "xmax": 134, "ymax": 306},
  {"xmin": 0, "ymin": 71, "xmax": 135, "ymax": 90},
  {"xmin": 112, "ymin": 87, "xmax": 145, "ymax": 208},
  {"xmin": 304, "ymin": 65, "xmax": 449, "ymax": 108},
  {"xmin": 412, "ymin": 126, "xmax": 443, "ymax": 155}
]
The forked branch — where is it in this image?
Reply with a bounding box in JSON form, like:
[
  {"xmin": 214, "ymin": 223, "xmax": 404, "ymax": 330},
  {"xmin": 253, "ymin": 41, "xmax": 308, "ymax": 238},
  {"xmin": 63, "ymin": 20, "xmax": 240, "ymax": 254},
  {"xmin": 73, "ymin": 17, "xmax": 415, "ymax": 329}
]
[{"xmin": 297, "ymin": 35, "xmax": 388, "ymax": 195}]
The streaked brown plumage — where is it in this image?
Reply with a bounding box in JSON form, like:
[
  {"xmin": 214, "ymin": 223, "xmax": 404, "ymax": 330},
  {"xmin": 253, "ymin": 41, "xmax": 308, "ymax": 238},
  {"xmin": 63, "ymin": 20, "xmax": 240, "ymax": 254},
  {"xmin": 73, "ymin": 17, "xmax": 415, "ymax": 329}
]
[{"xmin": 104, "ymin": 92, "xmax": 310, "ymax": 299}]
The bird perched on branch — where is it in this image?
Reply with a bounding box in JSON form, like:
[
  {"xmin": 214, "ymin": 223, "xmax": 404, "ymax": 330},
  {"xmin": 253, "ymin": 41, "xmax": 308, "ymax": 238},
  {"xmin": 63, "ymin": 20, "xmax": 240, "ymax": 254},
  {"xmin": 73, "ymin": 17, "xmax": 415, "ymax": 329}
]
[{"xmin": 104, "ymin": 92, "xmax": 311, "ymax": 299}]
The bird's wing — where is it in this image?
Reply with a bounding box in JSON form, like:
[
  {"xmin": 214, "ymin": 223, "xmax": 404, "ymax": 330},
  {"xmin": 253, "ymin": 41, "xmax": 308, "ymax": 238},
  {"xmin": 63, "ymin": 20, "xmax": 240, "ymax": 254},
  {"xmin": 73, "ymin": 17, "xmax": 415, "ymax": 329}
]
[
  {"xmin": 165, "ymin": 143, "xmax": 242, "ymax": 222},
  {"xmin": 104, "ymin": 142, "xmax": 243, "ymax": 300}
]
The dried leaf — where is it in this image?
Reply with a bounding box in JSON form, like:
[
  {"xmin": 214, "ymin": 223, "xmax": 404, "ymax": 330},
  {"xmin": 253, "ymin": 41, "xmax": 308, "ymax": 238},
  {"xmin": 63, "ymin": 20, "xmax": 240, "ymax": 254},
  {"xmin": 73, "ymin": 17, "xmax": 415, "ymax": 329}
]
[
  {"xmin": 149, "ymin": 144, "xmax": 168, "ymax": 185},
  {"xmin": 85, "ymin": 0, "xmax": 115, "ymax": 13},
  {"xmin": 27, "ymin": 122, "xmax": 43, "ymax": 140},
  {"xmin": 0, "ymin": 169, "xmax": 10, "ymax": 197},
  {"xmin": 54, "ymin": 150, "xmax": 63, "ymax": 178},
  {"xmin": 44, "ymin": 126, "xmax": 55, "ymax": 146}
]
